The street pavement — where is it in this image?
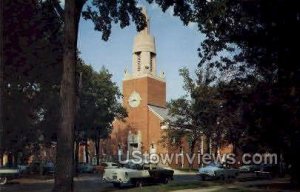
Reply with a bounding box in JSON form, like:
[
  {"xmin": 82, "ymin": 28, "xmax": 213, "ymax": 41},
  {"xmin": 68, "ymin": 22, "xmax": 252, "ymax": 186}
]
[
  {"xmin": 0, "ymin": 173, "xmax": 295, "ymax": 192},
  {"xmin": 0, "ymin": 173, "xmax": 201, "ymax": 192}
]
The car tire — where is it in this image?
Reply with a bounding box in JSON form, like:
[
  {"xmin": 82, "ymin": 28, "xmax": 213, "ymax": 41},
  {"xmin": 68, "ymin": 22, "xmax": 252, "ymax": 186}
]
[
  {"xmin": 113, "ymin": 183, "xmax": 121, "ymax": 188},
  {"xmin": 220, "ymin": 175, "xmax": 225, "ymax": 181},
  {"xmin": 234, "ymin": 173, "xmax": 239, "ymax": 179},
  {"xmin": 163, "ymin": 177, "xmax": 169, "ymax": 184},
  {"xmin": 0, "ymin": 177, "xmax": 8, "ymax": 185},
  {"xmin": 201, "ymin": 176, "xmax": 206, "ymax": 181},
  {"xmin": 135, "ymin": 180, "xmax": 143, "ymax": 187}
]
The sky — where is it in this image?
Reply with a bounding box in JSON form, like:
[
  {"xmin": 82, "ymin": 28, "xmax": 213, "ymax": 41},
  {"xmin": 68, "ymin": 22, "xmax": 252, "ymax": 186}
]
[{"xmin": 77, "ymin": 2, "xmax": 205, "ymax": 101}]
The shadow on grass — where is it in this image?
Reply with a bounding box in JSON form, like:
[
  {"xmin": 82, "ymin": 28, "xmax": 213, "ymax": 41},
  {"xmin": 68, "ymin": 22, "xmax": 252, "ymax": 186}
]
[
  {"xmin": 114, "ymin": 179, "xmax": 227, "ymax": 192},
  {"xmin": 248, "ymin": 182, "xmax": 300, "ymax": 191},
  {"xmin": 0, "ymin": 182, "xmax": 53, "ymax": 192}
]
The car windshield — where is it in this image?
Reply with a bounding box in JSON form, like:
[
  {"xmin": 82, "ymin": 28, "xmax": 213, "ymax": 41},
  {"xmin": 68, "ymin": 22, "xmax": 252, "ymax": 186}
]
[
  {"xmin": 207, "ymin": 163, "xmax": 223, "ymax": 168},
  {"xmin": 123, "ymin": 162, "xmax": 142, "ymax": 169}
]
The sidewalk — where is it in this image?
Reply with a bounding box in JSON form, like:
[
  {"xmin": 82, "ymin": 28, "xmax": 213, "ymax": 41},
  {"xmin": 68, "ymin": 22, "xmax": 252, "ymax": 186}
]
[
  {"xmin": 173, "ymin": 169, "xmax": 198, "ymax": 175},
  {"xmin": 171, "ymin": 186, "xmax": 223, "ymax": 192},
  {"xmin": 170, "ymin": 177, "xmax": 295, "ymax": 192},
  {"xmin": 159, "ymin": 164, "xmax": 198, "ymax": 176}
]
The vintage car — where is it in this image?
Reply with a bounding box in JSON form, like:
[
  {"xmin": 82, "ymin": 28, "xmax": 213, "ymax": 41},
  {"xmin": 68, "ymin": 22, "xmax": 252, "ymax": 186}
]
[
  {"xmin": 77, "ymin": 163, "xmax": 96, "ymax": 174},
  {"xmin": 0, "ymin": 167, "xmax": 20, "ymax": 185},
  {"xmin": 29, "ymin": 161, "xmax": 55, "ymax": 175},
  {"xmin": 95, "ymin": 162, "xmax": 119, "ymax": 175},
  {"xmin": 239, "ymin": 164, "xmax": 260, "ymax": 173},
  {"xmin": 103, "ymin": 161, "xmax": 174, "ymax": 187},
  {"xmin": 198, "ymin": 163, "xmax": 239, "ymax": 180},
  {"xmin": 255, "ymin": 164, "xmax": 282, "ymax": 178}
]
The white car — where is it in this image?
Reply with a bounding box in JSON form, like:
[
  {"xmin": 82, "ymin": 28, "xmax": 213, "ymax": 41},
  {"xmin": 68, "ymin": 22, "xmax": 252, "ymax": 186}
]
[
  {"xmin": 198, "ymin": 163, "xmax": 239, "ymax": 180},
  {"xmin": 103, "ymin": 161, "xmax": 174, "ymax": 187},
  {"xmin": 0, "ymin": 167, "xmax": 20, "ymax": 185},
  {"xmin": 96, "ymin": 162, "xmax": 119, "ymax": 175}
]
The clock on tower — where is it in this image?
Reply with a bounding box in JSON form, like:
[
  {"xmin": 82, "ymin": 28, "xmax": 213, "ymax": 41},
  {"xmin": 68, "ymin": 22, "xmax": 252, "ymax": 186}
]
[{"xmin": 128, "ymin": 91, "xmax": 141, "ymax": 108}]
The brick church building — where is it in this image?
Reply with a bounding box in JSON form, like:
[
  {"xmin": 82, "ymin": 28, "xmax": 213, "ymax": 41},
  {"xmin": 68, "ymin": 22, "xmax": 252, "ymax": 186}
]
[
  {"xmin": 109, "ymin": 9, "xmax": 169, "ymax": 157},
  {"xmin": 99, "ymin": 9, "xmax": 232, "ymax": 167}
]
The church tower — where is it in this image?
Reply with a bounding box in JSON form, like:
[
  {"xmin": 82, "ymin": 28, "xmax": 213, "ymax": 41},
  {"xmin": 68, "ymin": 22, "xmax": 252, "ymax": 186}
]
[{"xmin": 121, "ymin": 8, "xmax": 167, "ymax": 154}]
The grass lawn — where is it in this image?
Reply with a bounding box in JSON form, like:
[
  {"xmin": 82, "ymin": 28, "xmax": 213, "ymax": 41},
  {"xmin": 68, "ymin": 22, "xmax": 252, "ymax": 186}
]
[
  {"xmin": 118, "ymin": 185, "xmax": 261, "ymax": 192},
  {"xmin": 212, "ymin": 188, "xmax": 260, "ymax": 192},
  {"xmin": 115, "ymin": 180, "xmax": 265, "ymax": 192},
  {"xmin": 115, "ymin": 181, "xmax": 213, "ymax": 192}
]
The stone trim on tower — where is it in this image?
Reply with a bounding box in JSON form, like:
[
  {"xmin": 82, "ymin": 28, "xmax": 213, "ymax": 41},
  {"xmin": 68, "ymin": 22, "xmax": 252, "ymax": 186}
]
[{"xmin": 124, "ymin": 8, "xmax": 165, "ymax": 81}]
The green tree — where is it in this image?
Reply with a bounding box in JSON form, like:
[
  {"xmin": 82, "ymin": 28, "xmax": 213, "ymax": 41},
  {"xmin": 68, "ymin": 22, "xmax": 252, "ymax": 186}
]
[
  {"xmin": 76, "ymin": 64, "xmax": 126, "ymax": 166},
  {"xmin": 164, "ymin": 67, "xmax": 219, "ymax": 168},
  {"xmin": 150, "ymin": 0, "xmax": 300, "ymax": 184},
  {"xmin": 215, "ymin": 79, "xmax": 252, "ymax": 154},
  {"xmin": 2, "ymin": 0, "xmax": 63, "ymax": 164}
]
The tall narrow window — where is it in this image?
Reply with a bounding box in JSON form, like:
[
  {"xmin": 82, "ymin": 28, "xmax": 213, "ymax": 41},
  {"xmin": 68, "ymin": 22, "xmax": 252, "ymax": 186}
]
[{"xmin": 137, "ymin": 52, "xmax": 141, "ymax": 71}]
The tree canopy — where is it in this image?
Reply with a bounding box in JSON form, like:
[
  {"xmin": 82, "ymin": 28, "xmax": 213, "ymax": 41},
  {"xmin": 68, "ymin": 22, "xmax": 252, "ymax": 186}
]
[
  {"xmin": 2, "ymin": 0, "xmax": 63, "ymax": 158},
  {"xmin": 76, "ymin": 62, "xmax": 127, "ymax": 164},
  {"xmin": 150, "ymin": 0, "xmax": 300, "ymax": 184}
]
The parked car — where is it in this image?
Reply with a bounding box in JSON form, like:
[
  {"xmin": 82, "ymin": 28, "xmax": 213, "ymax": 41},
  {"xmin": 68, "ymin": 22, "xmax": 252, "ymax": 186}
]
[
  {"xmin": 43, "ymin": 161, "xmax": 55, "ymax": 175},
  {"xmin": 103, "ymin": 161, "xmax": 174, "ymax": 188},
  {"xmin": 17, "ymin": 164, "xmax": 30, "ymax": 175},
  {"xmin": 239, "ymin": 164, "xmax": 260, "ymax": 173},
  {"xmin": 255, "ymin": 164, "xmax": 280, "ymax": 178},
  {"xmin": 95, "ymin": 162, "xmax": 119, "ymax": 175},
  {"xmin": 0, "ymin": 167, "xmax": 20, "ymax": 185},
  {"xmin": 29, "ymin": 161, "xmax": 55, "ymax": 175},
  {"xmin": 77, "ymin": 163, "xmax": 96, "ymax": 173},
  {"xmin": 198, "ymin": 163, "xmax": 239, "ymax": 180}
]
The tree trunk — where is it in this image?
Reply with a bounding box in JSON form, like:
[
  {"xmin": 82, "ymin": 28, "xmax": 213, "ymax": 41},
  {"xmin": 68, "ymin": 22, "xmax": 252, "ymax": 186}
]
[
  {"xmin": 52, "ymin": 0, "xmax": 84, "ymax": 191},
  {"xmin": 85, "ymin": 141, "xmax": 89, "ymax": 164},
  {"xmin": 95, "ymin": 137, "xmax": 100, "ymax": 165},
  {"xmin": 290, "ymin": 131, "xmax": 300, "ymax": 186},
  {"xmin": 206, "ymin": 136, "xmax": 211, "ymax": 154},
  {"xmin": 0, "ymin": 0, "xmax": 4, "ymax": 167},
  {"xmin": 189, "ymin": 140, "xmax": 196, "ymax": 171},
  {"xmin": 74, "ymin": 140, "xmax": 79, "ymax": 176}
]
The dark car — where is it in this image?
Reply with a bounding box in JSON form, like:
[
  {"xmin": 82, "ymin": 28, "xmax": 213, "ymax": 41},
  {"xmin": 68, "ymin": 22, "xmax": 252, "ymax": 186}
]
[
  {"xmin": 29, "ymin": 161, "xmax": 55, "ymax": 175},
  {"xmin": 43, "ymin": 161, "xmax": 55, "ymax": 175},
  {"xmin": 255, "ymin": 164, "xmax": 280, "ymax": 178},
  {"xmin": 239, "ymin": 164, "xmax": 260, "ymax": 173},
  {"xmin": 77, "ymin": 163, "xmax": 96, "ymax": 173},
  {"xmin": 17, "ymin": 164, "xmax": 30, "ymax": 175}
]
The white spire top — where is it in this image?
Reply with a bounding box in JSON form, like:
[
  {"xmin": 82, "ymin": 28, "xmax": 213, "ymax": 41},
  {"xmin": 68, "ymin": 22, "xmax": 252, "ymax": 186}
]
[
  {"xmin": 124, "ymin": 8, "xmax": 165, "ymax": 81},
  {"xmin": 141, "ymin": 7, "xmax": 150, "ymax": 34}
]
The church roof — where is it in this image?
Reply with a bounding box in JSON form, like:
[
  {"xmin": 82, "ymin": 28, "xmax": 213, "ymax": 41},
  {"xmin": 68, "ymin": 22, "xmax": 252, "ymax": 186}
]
[
  {"xmin": 148, "ymin": 104, "xmax": 177, "ymax": 122},
  {"xmin": 149, "ymin": 105, "xmax": 195, "ymax": 131}
]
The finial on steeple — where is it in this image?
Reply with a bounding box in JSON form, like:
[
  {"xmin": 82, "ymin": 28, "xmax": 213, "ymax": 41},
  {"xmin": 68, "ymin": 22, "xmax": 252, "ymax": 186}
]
[
  {"xmin": 140, "ymin": 7, "xmax": 150, "ymax": 34},
  {"xmin": 141, "ymin": 6, "xmax": 147, "ymax": 17}
]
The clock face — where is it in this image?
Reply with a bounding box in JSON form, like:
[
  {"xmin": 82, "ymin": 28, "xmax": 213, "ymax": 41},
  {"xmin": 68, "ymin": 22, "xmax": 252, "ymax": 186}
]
[{"xmin": 128, "ymin": 91, "xmax": 141, "ymax": 108}]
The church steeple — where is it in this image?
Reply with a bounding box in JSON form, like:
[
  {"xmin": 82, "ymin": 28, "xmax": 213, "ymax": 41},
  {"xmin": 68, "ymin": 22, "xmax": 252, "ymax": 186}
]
[
  {"xmin": 140, "ymin": 8, "xmax": 150, "ymax": 34},
  {"xmin": 124, "ymin": 8, "xmax": 164, "ymax": 80}
]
